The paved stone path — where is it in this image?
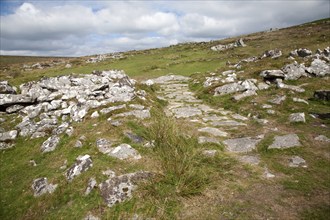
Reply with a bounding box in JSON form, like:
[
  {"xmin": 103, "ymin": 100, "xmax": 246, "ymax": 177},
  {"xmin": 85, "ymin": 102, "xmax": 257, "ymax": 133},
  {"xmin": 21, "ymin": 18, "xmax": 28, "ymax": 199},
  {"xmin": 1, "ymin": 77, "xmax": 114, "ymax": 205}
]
[{"xmin": 153, "ymin": 75, "xmax": 263, "ymax": 166}]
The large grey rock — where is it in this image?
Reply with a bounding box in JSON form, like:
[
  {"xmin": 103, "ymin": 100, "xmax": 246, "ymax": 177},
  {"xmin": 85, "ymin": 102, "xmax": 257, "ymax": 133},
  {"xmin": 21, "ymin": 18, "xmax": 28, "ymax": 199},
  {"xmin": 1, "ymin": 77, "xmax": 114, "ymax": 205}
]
[
  {"xmin": 223, "ymin": 137, "xmax": 262, "ymax": 153},
  {"xmin": 306, "ymin": 59, "xmax": 330, "ymax": 77},
  {"xmin": 99, "ymin": 171, "xmax": 153, "ymax": 207},
  {"xmin": 289, "ymin": 113, "xmax": 306, "ymax": 123},
  {"xmin": 282, "ymin": 62, "xmax": 308, "ymax": 80},
  {"xmin": 31, "ymin": 177, "xmax": 58, "ymax": 197},
  {"xmin": 0, "ymin": 81, "xmax": 16, "ymax": 94},
  {"xmin": 108, "ymin": 144, "xmax": 142, "ymax": 160},
  {"xmin": 269, "ymin": 134, "xmax": 301, "ymax": 149},
  {"xmin": 66, "ymin": 155, "xmax": 93, "ymax": 182},
  {"xmin": 0, "ymin": 130, "xmax": 18, "ymax": 141},
  {"xmin": 198, "ymin": 127, "xmax": 228, "ymax": 137},
  {"xmin": 0, "ymin": 94, "xmax": 34, "ymax": 108},
  {"xmin": 214, "ymin": 82, "xmax": 244, "ymax": 95},
  {"xmin": 41, "ymin": 135, "xmax": 60, "ymax": 153},
  {"xmin": 313, "ymin": 90, "xmax": 330, "ymax": 101}
]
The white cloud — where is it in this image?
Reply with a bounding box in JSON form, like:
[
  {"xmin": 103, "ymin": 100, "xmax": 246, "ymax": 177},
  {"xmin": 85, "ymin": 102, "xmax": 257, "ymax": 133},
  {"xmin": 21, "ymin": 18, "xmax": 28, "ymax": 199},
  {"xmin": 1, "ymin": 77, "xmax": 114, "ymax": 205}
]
[{"xmin": 0, "ymin": 0, "xmax": 329, "ymax": 56}]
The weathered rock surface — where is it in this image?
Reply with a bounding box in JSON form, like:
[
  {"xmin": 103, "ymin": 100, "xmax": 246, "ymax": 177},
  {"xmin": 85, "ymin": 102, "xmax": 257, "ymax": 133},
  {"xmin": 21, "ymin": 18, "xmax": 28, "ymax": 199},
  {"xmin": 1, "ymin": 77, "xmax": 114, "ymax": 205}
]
[
  {"xmin": 66, "ymin": 155, "xmax": 93, "ymax": 182},
  {"xmin": 109, "ymin": 144, "xmax": 142, "ymax": 160},
  {"xmin": 0, "ymin": 94, "xmax": 35, "ymax": 109},
  {"xmin": 268, "ymin": 134, "xmax": 301, "ymax": 149},
  {"xmin": 85, "ymin": 177, "xmax": 97, "ymax": 195},
  {"xmin": 0, "ymin": 81, "xmax": 16, "ymax": 94},
  {"xmin": 260, "ymin": 70, "xmax": 285, "ymax": 81},
  {"xmin": 314, "ymin": 135, "xmax": 330, "ymax": 143},
  {"xmin": 211, "ymin": 38, "xmax": 246, "ymax": 51},
  {"xmin": 306, "ymin": 59, "xmax": 330, "ymax": 77},
  {"xmin": 223, "ymin": 137, "xmax": 262, "ymax": 153},
  {"xmin": 0, "ymin": 142, "xmax": 14, "ymax": 150},
  {"xmin": 198, "ymin": 127, "xmax": 228, "ymax": 137},
  {"xmin": 289, "ymin": 113, "xmax": 306, "ymax": 123},
  {"xmin": 269, "ymin": 95, "xmax": 286, "ymax": 105},
  {"xmin": 31, "ymin": 177, "xmax": 57, "ymax": 197},
  {"xmin": 40, "ymin": 135, "xmax": 60, "ymax": 153},
  {"xmin": 198, "ymin": 136, "xmax": 220, "ymax": 144},
  {"xmin": 238, "ymin": 155, "xmax": 260, "ymax": 165},
  {"xmin": 289, "ymin": 156, "xmax": 307, "ymax": 168},
  {"xmin": 260, "ymin": 49, "xmax": 282, "ymax": 59},
  {"xmin": 116, "ymin": 109, "xmax": 151, "ymax": 119},
  {"xmin": 99, "ymin": 171, "xmax": 153, "ymax": 207},
  {"xmin": 282, "ymin": 62, "xmax": 308, "ymax": 80},
  {"xmin": 0, "ymin": 130, "xmax": 18, "ymax": 141}
]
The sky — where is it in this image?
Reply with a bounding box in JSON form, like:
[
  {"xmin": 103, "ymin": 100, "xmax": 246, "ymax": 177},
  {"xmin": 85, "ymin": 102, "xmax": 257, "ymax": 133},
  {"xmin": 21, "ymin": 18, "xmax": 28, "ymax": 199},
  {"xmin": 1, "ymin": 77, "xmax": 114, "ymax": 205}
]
[{"xmin": 0, "ymin": 0, "xmax": 329, "ymax": 57}]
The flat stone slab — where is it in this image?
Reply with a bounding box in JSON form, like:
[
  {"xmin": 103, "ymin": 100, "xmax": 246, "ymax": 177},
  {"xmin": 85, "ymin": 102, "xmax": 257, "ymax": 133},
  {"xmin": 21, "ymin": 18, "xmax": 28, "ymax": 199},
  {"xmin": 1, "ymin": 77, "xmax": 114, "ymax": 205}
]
[
  {"xmin": 238, "ymin": 155, "xmax": 260, "ymax": 165},
  {"xmin": 198, "ymin": 127, "xmax": 228, "ymax": 137},
  {"xmin": 99, "ymin": 171, "xmax": 153, "ymax": 207},
  {"xmin": 211, "ymin": 120, "xmax": 247, "ymax": 127},
  {"xmin": 171, "ymin": 106, "xmax": 202, "ymax": 118},
  {"xmin": 223, "ymin": 137, "xmax": 262, "ymax": 153},
  {"xmin": 198, "ymin": 136, "xmax": 220, "ymax": 144},
  {"xmin": 109, "ymin": 144, "xmax": 142, "ymax": 160},
  {"xmin": 41, "ymin": 135, "xmax": 60, "ymax": 153},
  {"xmin": 268, "ymin": 134, "xmax": 301, "ymax": 149}
]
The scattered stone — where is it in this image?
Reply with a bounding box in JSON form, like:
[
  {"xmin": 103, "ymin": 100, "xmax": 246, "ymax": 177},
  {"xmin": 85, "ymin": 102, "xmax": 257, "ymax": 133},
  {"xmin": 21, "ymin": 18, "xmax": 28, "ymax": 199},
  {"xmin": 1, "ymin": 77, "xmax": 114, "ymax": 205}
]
[
  {"xmin": 313, "ymin": 90, "xmax": 330, "ymax": 101},
  {"xmin": 202, "ymin": 150, "xmax": 217, "ymax": 157},
  {"xmin": 0, "ymin": 130, "xmax": 18, "ymax": 141},
  {"xmin": 102, "ymin": 169, "xmax": 116, "ymax": 178},
  {"xmin": 65, "ymin": 126, "xmax": 74, "ymax": 136},
  {"xmin": 198, "ymin": 136, "xmax": 220, "ymax": 144},
  {"xmin": 66, "ymin": 155, "xmax": 93, "ymax": 182},
  {"xmin": 289, "ymin": 112, "xmax": 306, "ymax": 123},
  {"xmin": 269, "ymin": 95, "xmax": 286, "ymax": 105},
  {"xmin": 31, "ymin": 177, "xmax": 58, "ymax": 197},
  {"xmin": 260, "ymin": 49, "xmax": 282, "ymax": 59},
  {"xmin": 0, "ymin": 81, "xmax": 16, "ymax": 94},
  {"xmin": 282, "ymin": 62, "xmax": 307, "ymax": 80},
  {"xmin": 238, "ymin": 155, "xmax": 260, "ymax": 165},
  {"xmin": 6, "ymin": 104, "xmax": 24, "ymax": 113},
  {"xmin": 276, "ymin": 79, "xmax": 305, "ymax": 93},
  {"xmin": 297, "ymin": 48, "xmax": 312, "ymax": 57},
  {"xmin": 293, "ymin": 98, "xmax": 309, "ymax": 105},
  {"xmin": 232, "ymin": 90, "xmax": 257, "ymax": 100},
  {"xmin": 96, "ymin": 138, "xmax": 112, "ymax": 154},
  {"xmin": 223, "ymin": 137, "xmax": 262, "ymax": 153},
  {"xmin": 91, "ymin": 111, "xmax": 99, "ymax": 118},
  {"xmin": 260, "ymin": 70, "xmax": 285, "ymax": 81},
  {"xmin": 109, "ymin": 120, "xmax": 122, "ymax": 127},
  {"xmin": 262, "ymin": 104, "xmax": 273, "ymax": 109},
  {"xmin": 84, "ymin": 213, "xmax": 100, "ymax": 220},
  {"xmin": 306, "ymin": 58, "xmax": 330, "ymax": 77},
  {"xmin": 75, "ymin": 140, "xmax": 83, "ymax": 148},
  {"xmin": 60, "ymin": 160, "xmax": 67, "ymax": 170},
  {"xmin": 100, "ymin": 104, "xmax": 126, "ymax": 114},
  {"xmin": 198, "ymin": 127, "xmax": 228, "ymax": 137},
  {"xmin": 29, "ymin": 160, "xmax": 37, "ymax": 166},
  {"xmin": 109, "ymin": 144, "xmax": 142, "ymax": 160},
  {"xmin": 289, "ymin": 156, "xmax": 307, "ymax": 168},
  {"xmin": 85, "ymin": 177, "xmax": 97, "ymax": 195},
  {"xmin": 264, "ymin": 167, "xmax": 275, "ymax": 179},
  {"xmin": 0, "ymin": 142, "xmax": 14, "ymax": 150},
  {"xmin": 0, "ymin": 94, "xmax": 35, "ymax": 109},
  {"xmin": 314, "ymin": 135, "xmax": 330, "ymax": 142},
  {"xmin": 143, "ymin": 79, "xmax": 154, "ymax": 86},
  {"xmin": 65, "ymin": 63, "xmax": 72, "ymax": 68},
  {"xmin": 211, "ymin": 39, "xmax": 246, "ymax": 51},
  {"xmin": 267, "ymin": 109, "xmax": 276, "ymax": 114},
  {"xmin": 129, "ymin": 104, "xmax": 145, "ymax": 110},
  {"xmin": 257, "ymin": 82, "xmax": 270, "ymax": 90},
  {"xmin": 268, "ymin": 134, "xmax": 301, "ymax": 149},
  {"xmin": 99, "ymin": 171, "xmax": 153, "ymax": 207},
  {"xmin": 41, "ymin": 135, "xmax": 60, "ymax": 153},
  {"xmin": 231, "ymin": 114, "xmax": 249, "ymax": 121},
  {"xmin": 125, "ymin": 132, "xmax": 144, "ymax": 144}
]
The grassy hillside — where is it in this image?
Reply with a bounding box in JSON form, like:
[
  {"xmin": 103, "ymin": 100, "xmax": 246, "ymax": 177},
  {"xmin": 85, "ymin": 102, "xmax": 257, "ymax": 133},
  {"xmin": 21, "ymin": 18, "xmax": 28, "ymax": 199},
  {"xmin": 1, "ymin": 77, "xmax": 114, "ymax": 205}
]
[{"xmin": 0, "ymin": 18, "xmax": 329, "ymax": 220}]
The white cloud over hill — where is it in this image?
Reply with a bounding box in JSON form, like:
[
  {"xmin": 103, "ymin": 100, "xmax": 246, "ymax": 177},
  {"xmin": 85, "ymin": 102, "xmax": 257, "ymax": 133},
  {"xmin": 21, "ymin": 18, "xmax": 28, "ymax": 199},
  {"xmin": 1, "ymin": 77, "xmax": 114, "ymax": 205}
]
[{"xmin": 0, "ymin": 0, "xmax": 329, "ymax": 56}]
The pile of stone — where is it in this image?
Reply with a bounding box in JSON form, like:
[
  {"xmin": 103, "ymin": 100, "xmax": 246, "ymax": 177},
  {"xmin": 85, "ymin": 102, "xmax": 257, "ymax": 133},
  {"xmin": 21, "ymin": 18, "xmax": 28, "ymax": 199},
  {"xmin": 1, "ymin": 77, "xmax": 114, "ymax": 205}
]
[
  {"xmin": 0, "ymin": 70, "xmax": 145, "ymax": 150},
  {"xmin": 86, "ymin": 54, "xmax": 107, "ymax": 63},
  {"xmin": 211, "ymin": 38, "xmax": 246, "ymax": 51}
]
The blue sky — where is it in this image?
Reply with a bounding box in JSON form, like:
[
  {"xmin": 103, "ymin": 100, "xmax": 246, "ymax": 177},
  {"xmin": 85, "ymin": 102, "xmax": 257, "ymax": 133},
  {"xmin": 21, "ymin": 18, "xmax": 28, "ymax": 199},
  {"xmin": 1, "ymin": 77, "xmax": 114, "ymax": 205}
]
[{"xmin": 0, "ymin": 0, "xmax": 329, "ymax": 57}]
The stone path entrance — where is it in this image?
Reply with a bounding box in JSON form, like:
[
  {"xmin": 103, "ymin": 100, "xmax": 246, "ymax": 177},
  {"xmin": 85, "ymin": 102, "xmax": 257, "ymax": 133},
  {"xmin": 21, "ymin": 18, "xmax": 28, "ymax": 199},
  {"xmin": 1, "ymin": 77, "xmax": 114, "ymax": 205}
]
[{"xmin": 152, "ymin": 75, "xmax": 263, "ymax": 167}]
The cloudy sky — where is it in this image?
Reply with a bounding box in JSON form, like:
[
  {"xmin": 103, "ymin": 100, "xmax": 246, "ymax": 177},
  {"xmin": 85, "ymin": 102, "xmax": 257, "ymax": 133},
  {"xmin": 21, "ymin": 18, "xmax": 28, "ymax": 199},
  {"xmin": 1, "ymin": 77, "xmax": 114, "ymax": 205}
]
[{"xmin": 0, "ymin": 0, "xmax": 329, "ymax": 57}]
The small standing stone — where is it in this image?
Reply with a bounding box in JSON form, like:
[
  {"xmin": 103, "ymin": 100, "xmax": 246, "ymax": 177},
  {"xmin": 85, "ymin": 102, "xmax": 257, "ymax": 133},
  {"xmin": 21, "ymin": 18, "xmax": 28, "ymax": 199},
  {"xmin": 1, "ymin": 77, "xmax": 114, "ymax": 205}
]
[
  {"xmin": 31, "ymin": 177, "xmax": 58, "ymax": 197},
  {"xmin": 85, "ymin": 177, "xmax": 97, "ymax": 195}
]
